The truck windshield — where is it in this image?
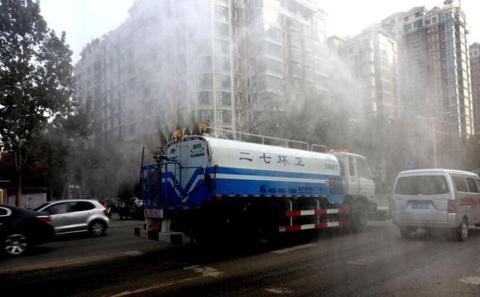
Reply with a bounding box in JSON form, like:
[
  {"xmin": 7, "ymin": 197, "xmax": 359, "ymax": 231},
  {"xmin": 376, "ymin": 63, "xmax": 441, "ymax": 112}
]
[{"xmin": 394, "ymin": 175, "xmax": 449, "ymax": 195}]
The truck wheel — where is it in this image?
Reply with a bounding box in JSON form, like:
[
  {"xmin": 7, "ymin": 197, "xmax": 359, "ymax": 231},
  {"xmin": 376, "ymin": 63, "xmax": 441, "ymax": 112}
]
[
  {"xmin": 350, "ymin": 201, "xmax": 368, "ymax": 233},
  {"xmin": 455, "ymin": 218, "xmax": 469, "ymax": 242}
]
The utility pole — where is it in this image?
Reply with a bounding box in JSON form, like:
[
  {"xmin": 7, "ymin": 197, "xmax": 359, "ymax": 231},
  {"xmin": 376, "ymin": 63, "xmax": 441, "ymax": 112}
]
[{"xmin": 432, "ymin": 118, "xmax": 437, "ymax": 168}]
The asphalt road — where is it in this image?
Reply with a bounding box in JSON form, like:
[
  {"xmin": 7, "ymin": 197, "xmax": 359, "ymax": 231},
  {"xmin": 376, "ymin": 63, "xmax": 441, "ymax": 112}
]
[
  {"xmin": 1, "ymin": 219, "xmax": 480, "ymax": 297},
  {"xmin": 0, "ymin": 215, "xmax": 163, "ymax": 273}
]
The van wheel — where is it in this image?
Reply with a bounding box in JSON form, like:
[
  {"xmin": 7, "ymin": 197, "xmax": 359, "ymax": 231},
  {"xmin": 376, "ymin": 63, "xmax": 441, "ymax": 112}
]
[
  {"xmin": 455, "ymin": 218, "xmax": 468, "ymax": 241},
  {"xmin": 400, "ymin": 227, "xmax": 414, "ymax": 239}
]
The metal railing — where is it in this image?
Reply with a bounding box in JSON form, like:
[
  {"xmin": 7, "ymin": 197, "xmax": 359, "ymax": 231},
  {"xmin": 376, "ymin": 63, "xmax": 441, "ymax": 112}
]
[{"xmin": 204, "ymin": 127, "xmax": 328, "ymax": 152}]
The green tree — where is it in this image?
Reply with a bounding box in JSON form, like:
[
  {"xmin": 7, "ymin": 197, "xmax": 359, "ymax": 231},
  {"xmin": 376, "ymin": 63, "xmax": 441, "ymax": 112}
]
[
  {"xmin": 30, "ymin": 107, "xmax": 92, "ymax": 199},
  {"xmin": 0, "ymin": 0, "xmax": 74, "ymax": 205}
]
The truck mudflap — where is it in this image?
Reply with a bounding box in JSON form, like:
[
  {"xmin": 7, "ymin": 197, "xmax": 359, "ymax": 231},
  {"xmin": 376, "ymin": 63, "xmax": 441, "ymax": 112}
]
[
  {"xmin": 279, "ymin": 207, "xmax": 346, "ymax": 232},
  {"xmin": 134, "ymin": 217, "xmax": 190, "ymax": 244}
]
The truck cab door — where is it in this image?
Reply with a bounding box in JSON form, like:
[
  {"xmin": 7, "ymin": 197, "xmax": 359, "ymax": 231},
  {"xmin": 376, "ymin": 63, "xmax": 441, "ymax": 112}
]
[{"xmin": 346, "ymin": 157, "xmax": 360, "ymax": 195}]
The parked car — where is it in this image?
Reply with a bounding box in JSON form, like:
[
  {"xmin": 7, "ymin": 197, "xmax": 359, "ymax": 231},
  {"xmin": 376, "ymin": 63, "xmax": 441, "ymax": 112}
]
[
  {"xmin": 0, "ymin": 205, "xmax": 54, "ymax": 257},
  {"xmin": 117, "ymin": 197, "xmax": 144, "ymax": 220},
  {"xmin": 392, "ymin": 169, "xmax": 480, "ymax": 241},
  {"xmin": 34, "ymin": 199, "xmax": 110, "ymax": 236}
]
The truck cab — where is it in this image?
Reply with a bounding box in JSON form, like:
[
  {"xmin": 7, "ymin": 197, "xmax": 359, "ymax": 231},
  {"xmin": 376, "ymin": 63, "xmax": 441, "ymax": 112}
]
[
  {"xmin": 332, "ymin": 152, "xmax": 375, "ymax": 200},
  {"xmin": 330, "ymin": 151, "xmax": 389, "ymax": 219}
]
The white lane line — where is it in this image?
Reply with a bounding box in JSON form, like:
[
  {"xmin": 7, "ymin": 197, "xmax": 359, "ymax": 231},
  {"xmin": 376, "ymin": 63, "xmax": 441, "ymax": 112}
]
[
  {"xmin": 108, "ymin": 276, "xmax": 199, "ymax": 297},
  {"xmin": 264, "ymin": 287, "xmax": 293, "ymax": 295},
  {"xmin": 459, "ymin": 276, "xmax": 480, "ymax": 285},
  {"xmin": 346, "ymin": 256, "xmax": 377, "ymax": 266},
  {"xmin": 123, "ymin": 250, "xmax": 144, "ymax": 256},
  {"xmin": 271, "ymin": 243, "xmax": 317, "ymax": 255},
  {"xmin": 183, "ymin": 265, "xmax": 223, "ymax": 277}
]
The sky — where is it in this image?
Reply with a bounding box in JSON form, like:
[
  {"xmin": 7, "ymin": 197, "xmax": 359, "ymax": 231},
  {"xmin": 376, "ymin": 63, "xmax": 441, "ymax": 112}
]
[{"xmin": 39, "ymin": 0, "xmax": 480, "ymax": 63}]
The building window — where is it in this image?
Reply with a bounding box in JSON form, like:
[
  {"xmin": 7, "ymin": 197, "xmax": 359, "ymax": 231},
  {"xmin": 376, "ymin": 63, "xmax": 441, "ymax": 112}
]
[
  {"xmin": 216, "ymin": 74, "xmax": 231, "ymax": 90},
  {"xmin": 215, "ymin": 22, "xmax": 229, "ymax": 38},
  {"xmin": 197, "ymin": 92, "xmax": 212, "ymax": 105},
  {"xmin": 214, "ymin": 5, "xmax": 228, "ymax": 20},
  {"xmin": 218, "ymin": 110, "xmax": 232, "ymax": 124},
  {"xmin": 217, "ymin": 91, "xmax": 231, "ymax": 106},
  {"xmin": 198, "ymin": 110, "xmax": 213, "ymax": 122}
]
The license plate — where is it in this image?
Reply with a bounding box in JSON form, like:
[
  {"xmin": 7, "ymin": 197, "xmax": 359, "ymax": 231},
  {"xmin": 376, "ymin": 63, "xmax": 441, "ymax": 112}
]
[
  {"xmin": 144, "ymin": 208, "xmax": 163, "ymax": 218},
  {"xmin": 411, "ymin": 202, "xmax": 430, "ymax": 209}
]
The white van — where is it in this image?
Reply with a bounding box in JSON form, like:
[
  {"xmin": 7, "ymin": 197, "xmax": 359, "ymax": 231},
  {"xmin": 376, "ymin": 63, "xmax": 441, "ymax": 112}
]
[{"xmin": 391, "ymin": 169, "xmax": 480, "ymax": 241}]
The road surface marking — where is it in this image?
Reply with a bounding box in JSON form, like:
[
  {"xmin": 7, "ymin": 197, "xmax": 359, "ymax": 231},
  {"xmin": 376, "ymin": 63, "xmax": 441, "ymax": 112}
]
[
  {"xmin": 347, "ymin": 256, "xmax": 377, "ymax": 266},
  {"xmin": 183, "ymin": 265, "xmax": 223, "ymax": 277},
  {"xmin": 123, "ymin": 250, "xmax": 144, "ymax": 256},
  {"xmin": 0, "ymin": 253, "xmax": 123, "ymax": 274},
  {"xmin": 271, "ymin": 243, "xmax": 317, "ymax": 255},
  {"xmin": 265, "ymin": 287, "xmax": 293, "ymax": 295},
  {"xmin": 108, "ymin": 277, "xmax": 199, "ymax": 297},
  {"xmin": 459, "ymin": 276, "xmax": 480, "ymax": 285},
  {"xmin": 0, "ymin": 250, "xmax": 151, "ymax": 275}
]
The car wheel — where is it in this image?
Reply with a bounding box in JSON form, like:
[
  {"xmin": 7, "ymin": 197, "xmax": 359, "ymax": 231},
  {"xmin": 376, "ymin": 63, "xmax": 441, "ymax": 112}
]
[
  {"xmin": 3, "ymin": 232, "xmax": 29, "ymax": 256},
  {"xmin": 456, "ymin": 218, "xmax": 469, "ymax": 242},
  {"xmin": 89, "ymin": 221, "xmax": 107, "ymax": 237}
]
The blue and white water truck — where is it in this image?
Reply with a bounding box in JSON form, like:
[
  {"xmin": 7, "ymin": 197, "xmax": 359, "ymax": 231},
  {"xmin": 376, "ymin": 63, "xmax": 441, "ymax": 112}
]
[{"xmin": 138, "ymin": 134, "xmax": 378, "ymax": 243}]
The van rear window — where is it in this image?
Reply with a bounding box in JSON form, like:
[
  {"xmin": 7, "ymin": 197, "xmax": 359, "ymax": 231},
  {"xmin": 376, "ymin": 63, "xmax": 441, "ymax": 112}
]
[{"xmin": 394, "ymin": 175, "xmax": 449, "ymax": 195}]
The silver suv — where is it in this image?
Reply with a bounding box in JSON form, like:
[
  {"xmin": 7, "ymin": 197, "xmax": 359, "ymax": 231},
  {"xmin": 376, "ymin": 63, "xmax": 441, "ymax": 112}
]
[{"xmin": 34, "ymin": 199, "xmax": 109, "ymax": 236}]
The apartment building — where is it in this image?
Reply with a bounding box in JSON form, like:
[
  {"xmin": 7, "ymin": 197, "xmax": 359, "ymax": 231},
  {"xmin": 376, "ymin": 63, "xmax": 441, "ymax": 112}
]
[
  {"xmin": 75, "ymin": 0, "xmax": 329, "ymax": 145},
  {"xmin": 381, "ymin": 1, "xmax": 474, "ymax": 137},
  {"xmin": 335, "ymin": 28, "xmax": 399, "ymax": 120},
  {"xmin": 232, "ymin": 0, "xmax": 329, "ymax": 133},
  {"xmin": 470, "ymin": 43, "xmax": 480, "ymax": 134}
]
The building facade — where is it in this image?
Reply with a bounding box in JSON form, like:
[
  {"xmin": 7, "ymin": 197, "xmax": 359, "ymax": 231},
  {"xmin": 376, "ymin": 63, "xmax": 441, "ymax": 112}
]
[
  {"xmin": 76, "ymin": 0, "xmax": 237, "ymax": 145},
  {"xmin": 471, "ymin": 43, "xmax": 480, "ymax": 135},
  {"xmin": 232, "ymin": 0, "xmax": 329, "ymax": 133},
  {"xmin": 380, "ymin": 2, "xmax": 474, "ymax": 137},
  {"xmin": 336, "ymin": 28, "xmax": 399, "ymax": 120},
  {"xmin": 75, "ymin": 0, "xmax": 329, "ymax": 145}
]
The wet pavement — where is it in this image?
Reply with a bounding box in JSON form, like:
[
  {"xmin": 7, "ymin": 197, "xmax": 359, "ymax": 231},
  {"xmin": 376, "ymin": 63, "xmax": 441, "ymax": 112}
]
[{"xmin": 1, "ymin": 220, "xmax": 480, "ymax": 297}]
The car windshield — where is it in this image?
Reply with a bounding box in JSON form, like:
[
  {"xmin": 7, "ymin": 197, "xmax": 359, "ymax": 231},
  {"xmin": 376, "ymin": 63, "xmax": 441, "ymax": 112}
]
[
  {"xmin": 394, "ymin": 175, "xmax": 449, "ymax": 195},
  {"xmin": 33, "ymin": 203, "xmax": 51, "ymax": 211}
]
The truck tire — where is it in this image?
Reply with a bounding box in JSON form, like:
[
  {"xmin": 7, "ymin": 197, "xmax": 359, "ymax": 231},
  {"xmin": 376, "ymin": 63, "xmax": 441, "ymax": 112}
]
[{"xmin": 350, "ymin": 200, "xmax": 368, "ymax": 233}]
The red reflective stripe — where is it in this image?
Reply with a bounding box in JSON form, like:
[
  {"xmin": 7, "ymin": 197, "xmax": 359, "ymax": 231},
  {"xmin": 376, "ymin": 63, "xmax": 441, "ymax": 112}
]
[
  {"xmin": 315, "ymin": 222, "xmax": 327, "ymax": 229},
  {"xmin": 285, "ymin": 209, "xmax": 342, "ymax": 217},
  {"xmin": 282, "ymin": 222, "xmax": 344, "ymax": 232},
  {"xmin": 285, "ymin": 225, "xmax": 302, "ymax": 232},
  {"xmin": 285, "ymin": 210, "xmax": 301, "ymax": 217}
]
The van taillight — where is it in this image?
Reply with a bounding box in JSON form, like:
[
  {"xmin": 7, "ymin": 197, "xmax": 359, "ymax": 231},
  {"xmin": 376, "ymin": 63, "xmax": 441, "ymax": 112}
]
[
  {"xmin": 448, "ymin": 200, "xmax": 457, "ymax": 213},
  {"xmin": 36, "ymin": 215, "xmax": 52, "ymax": 225}
]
